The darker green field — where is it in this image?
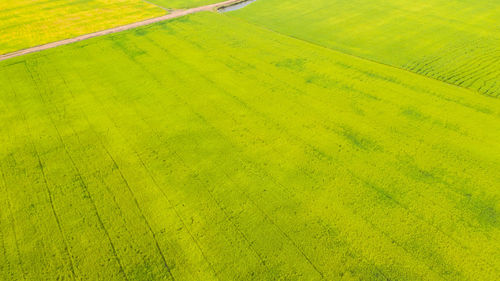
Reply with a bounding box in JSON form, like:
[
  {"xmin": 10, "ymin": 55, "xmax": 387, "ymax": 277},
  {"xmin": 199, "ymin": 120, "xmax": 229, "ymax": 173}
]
[
  {"xmin": 230, "ymin": 0, "xmax": 500, "ymax": 97},
  {"xmin": 1, "ymin": 12, "xmax": 498, "ymax": 280}
]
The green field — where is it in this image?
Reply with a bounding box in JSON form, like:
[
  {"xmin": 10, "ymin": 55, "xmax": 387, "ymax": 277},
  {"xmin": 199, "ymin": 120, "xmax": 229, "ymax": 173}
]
[
  {"xmin": 1, "ymin": 12, "xmax": 499, "ymax": 280},
  {"xmin": 0, "ymin": 0, "xmax": 165, "ymax": 55},
  {"xmin": 147, "ymin": 0, "xmax": 220, "ymax": 9},
  {"xmin": 229, "ymin": 0, "xmax": 500, "ymax": 97}
]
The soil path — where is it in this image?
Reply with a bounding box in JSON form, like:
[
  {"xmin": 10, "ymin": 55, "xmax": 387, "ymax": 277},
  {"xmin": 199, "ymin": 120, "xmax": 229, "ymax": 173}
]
[{"xmin": 0, "ymin": 0, "xmax": 244, "ymax": 62}]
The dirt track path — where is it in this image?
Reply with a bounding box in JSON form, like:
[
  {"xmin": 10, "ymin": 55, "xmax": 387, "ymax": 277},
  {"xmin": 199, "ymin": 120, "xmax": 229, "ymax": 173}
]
[{"xmin": 0, "ymin": 0, "xmax": 243, "ymax": 62}]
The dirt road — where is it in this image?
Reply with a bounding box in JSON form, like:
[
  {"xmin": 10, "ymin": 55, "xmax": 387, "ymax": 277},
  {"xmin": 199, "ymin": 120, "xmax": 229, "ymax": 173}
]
[{"xmin": 0, "ymin": 0, "xmax": 244, "ymax": 62}]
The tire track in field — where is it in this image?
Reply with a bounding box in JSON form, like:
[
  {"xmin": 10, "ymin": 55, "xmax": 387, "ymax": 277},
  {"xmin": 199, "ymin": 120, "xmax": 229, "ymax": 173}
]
[
  {"xmin": 66, "ymin": 122, "xmax": 171, "ymax": 280},
  {"xmin": 133, "ymin": 150, "xmax": 221, "ymax": 280},
  {"xmin": 58, "ymin": 70, "xmax": 177, "ymax": 281},
  {"xmin": 144, "ymin": 27, "xmax": 496, "ymax": 278},
  {"xmin": 189, "ymin": 108, "xmax": 327, "ymax": 279},
  {"xmin": 35, "ymin": 143, "xmax": 77, "ymax": 276},
  {"xmin": 175, "ymin": 93, "xmax": 386, "ymax": 280},
  {"xmin": 0, "ymin": 169, "xmax": 27, "ymax": 281},
  {"xmin": 110, "ymin": 39, "xmax": 327, "ymax": 279},
  {"xmin": 212, "ymin": 79, "xmax": 495, "ymax": 279},
  {"xmin": 100, "ymin": 145, "xmax": 177, "ymax": 281},
  {"xmin": 425, "ymin": 47, "xmax": 496, "ymax": 80},
  {"xmin": 124, "ymin": 75, "xmax": 275, "ymax": 276},
  {"xmin": 44, "ymin": 92, "xmax": 131, "ymax": 281},
  {"xmin": 449, "ymin": 48, "xmax": 499, "ymax": 77},
  {"xmin": 133, "ymin": 111, "xmax": 272, "ymax": 275},
  {"xmin": 0, "ymin": 108, "xmax": 11, "ymax": 280},
  {"xmin": 0, "ymin": 219, "xmax": 7, "ymax": 273},
  {"xmin": 479, "ymin": 79, "xmax": 499, "ymax": 97},
  {"xmin": 89, "ymin": 84, "xmax": 270, "ymax": 279},
  {"xmin": 452, "ymin": 60, "xmax": 500, "ymax": 88},
  {"xmin": 67, "ymin": 47, "xmax": 221, "ymax": 278},
  {"xmin": 461, "ymin": 60, "xmax": 500, "ymax": 88},
  {"xmin": 433, "ymin": 47, "xmax": 494, "ymax": 82},
  {"xmin": 23, "ymin": 61, "xmax": 130, "ymax": 281},
  {"xmin": 4, "ymin": 71, "xmax": 79, "ymax": 280},
  {"xmin": 406, "ymin": 43, "xmax": 500, "ymax": 98},
  {"xmin": 241, "ymin": 64, "xmax": 485, "ymax": 253},
  {"xmin": 121, "ymin": 72, "xmax": 272, "ymax": 275},
  {"xmin": 0, "ymin": 225, "xmax": 9, "ymax": 281},
  {"xmin": 183, "ymin": 89, "xmax": 445, "ymax": 280},
  {"xmin": 453, "ymin": 52, "xmax": 500, "ymax": 83},
  {"xmin": 53, "ymin": 65, "xmax": 179, "ymax": 280},
  {"xmin": 23, "ymin": 114, "xmax": 78, "ymax": 281},
  {"xmin": 75, "ymin": 71, "xmax": 220, "ymax": 280},
  {"xmin": 192, "ymin": 68, "xmax": 488, "ymax": 279},
  {"xmin": 237, "ymin": 19, "xmax": 499, "ymax": 98},
  {"xmin": 121, "ymin": 35, "xmax": 388, "ymax": 279},
  {"xmin": 93, "ymin": 42, "xmax": 272, "ymax": 278},
  {"xmin": 62, "ymin": 100, "xmax": 173, "ymax": 280},
  {"xmin": 216, "ymin": 39, "xmax": 495, "ymax": 241},
  {"xmin": 149, "ymin": 39, "xmax": 490, "ymax": 279},
  {"xmin": 0, "ymin": 0, "xmax": 250, "ymax": 62},
  {"xmin": 141, "ymin": 41, "xmax": 434, "ymax": 279},
  {"xmin": 126, "ymin": 108, "xmax": 273, "ymax": 276},
  {"xmin": 65, "ymin": 62, "xmax": 221, "ymax": 281}
]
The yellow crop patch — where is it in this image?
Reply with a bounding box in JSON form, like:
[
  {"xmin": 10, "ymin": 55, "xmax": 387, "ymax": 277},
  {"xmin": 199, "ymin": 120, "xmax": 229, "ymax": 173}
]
[{"xmin": 0, "ymin": 0, "xmax": 165, "ymax": 55}]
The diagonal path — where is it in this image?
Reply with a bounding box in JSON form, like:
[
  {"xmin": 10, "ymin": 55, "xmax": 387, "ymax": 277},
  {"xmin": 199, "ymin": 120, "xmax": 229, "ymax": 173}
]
[{"xmin": 0, "ymin": 0, "xmax": 243, "ymax": 62}]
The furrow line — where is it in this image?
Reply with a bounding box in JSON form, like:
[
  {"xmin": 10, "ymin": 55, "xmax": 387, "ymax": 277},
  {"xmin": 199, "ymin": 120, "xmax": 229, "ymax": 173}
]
[{"xmin": 24, "ymin": 62, "xmax": 130, "ymax": 281}]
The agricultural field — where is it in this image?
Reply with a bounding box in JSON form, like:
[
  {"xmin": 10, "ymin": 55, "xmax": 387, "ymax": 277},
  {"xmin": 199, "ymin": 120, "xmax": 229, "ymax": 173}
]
[
  {"xmin": 1, "ymin": 12, "xmax": 499, "ymax": 280},
  {"xmin": 0, "ymin": 0, "xmax": 165, "ymax": 55},
  {"xmin": 229, "ymin": 0, "xmax": 500, "ymax": 97},
  {"xmin": 147, "ymin": 0, "xmax": 221, "ymax": 9}
]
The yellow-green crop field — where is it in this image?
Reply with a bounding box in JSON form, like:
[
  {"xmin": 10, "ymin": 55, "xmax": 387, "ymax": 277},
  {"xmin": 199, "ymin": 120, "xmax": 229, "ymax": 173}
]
[
  {"xmin": 1, "ymin": 11, "xmax": 499, "ymax": 280},
  {"xmin": 0, "ymin": 0, "xmax": 165, "ymax": 55},
  {"xmin": 146, "ymin": 0, "xmax": 220, "ymax": 9},
  {"xmin": 230, "ymin": 0, "xmax": 500, "ymax": 97}
]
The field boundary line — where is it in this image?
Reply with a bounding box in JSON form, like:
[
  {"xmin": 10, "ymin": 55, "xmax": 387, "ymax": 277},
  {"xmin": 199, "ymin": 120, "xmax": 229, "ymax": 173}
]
[
  {"xmin": 82, "ymin": 112, "xmax": 177, "ymax": 280},
  {"xmin": 23, "ymin": 109, "xmax": 79, "ymax": 280},
  {"xmin": 0, "ymin": 0, "xmax": 243, "ymax": 62},
  {"xmin": 227, "ymin": 16, "xmax": 493, "ymax": 98},
  {"xmin": 5, "ymin": 66, "xmax": 79, "ymax": 279},
  {"xmin": 24, "ymin": 61, "xmax": 131, "ymax": 280},
  {"xmin": 0, "ymin": 169, "xmax": 28, "ymax": 281}
]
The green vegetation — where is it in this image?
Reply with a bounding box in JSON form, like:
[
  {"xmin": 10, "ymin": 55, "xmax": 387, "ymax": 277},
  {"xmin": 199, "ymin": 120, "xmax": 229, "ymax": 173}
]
[
  {"xmin": 147, "ymin": 0, "xmax": 220, "ymax": 9},
  {"xmin": 229, "ymin": 0, "xmax": 500, "ymax": 97},
  {"xmin": 0, "ymin": 0, "xmax": 165, "ymax": 55},
  {"xmin": 1, "ymin": 12, "xmax": 498, "ymax": 280}
]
